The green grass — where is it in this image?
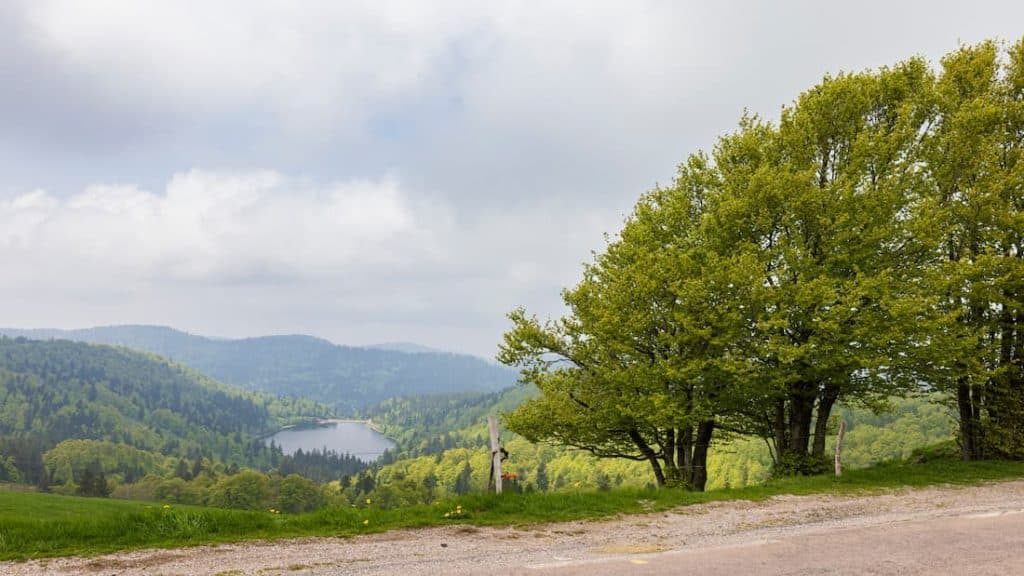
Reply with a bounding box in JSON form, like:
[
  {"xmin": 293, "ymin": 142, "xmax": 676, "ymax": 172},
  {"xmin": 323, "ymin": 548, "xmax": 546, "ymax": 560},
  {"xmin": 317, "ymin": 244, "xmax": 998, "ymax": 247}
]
[{"xmin": 2, "ymin": 456, "xmax": 1023, "ymax": 561}]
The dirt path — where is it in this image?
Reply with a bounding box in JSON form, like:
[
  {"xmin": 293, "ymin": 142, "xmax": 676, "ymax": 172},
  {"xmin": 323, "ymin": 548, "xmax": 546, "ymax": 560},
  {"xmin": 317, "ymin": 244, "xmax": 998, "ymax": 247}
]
[{"xmin": 6, "ymin": 480, "xmax": 1024, "ymax": 576}]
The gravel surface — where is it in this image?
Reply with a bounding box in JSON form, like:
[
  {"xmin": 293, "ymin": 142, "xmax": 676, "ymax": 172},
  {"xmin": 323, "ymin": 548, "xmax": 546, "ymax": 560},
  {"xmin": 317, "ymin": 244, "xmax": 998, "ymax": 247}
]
[{"xmin": 5, "ymin": 480, "xmax": 1024, "ymax": 575}]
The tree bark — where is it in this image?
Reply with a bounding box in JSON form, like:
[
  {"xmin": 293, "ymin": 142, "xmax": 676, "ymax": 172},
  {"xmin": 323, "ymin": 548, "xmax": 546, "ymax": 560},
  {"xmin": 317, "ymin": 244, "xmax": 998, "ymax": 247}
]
[
  {"xmin": 812, "ymin": 387, "xmax": 839, "ymax": 456},
  {"xmin": 971, "ymin": 383, "xmax": 985, "ymax": 459},
  {"xmin": 662, "ymin": 428, "xmax": 679, "ymax": 485},
  {"xmin": 958, "ymin": 379, "xmax": 978, "ymax": 461},
  {"xmin": 773, "ymin": 399, "xmax": 787, "ymax": 463},
  {"xmin": 787, "ymin": 383, "xmax": 815, "ymax": 455},
  {"xmin": 629, "ymin": 428, "xmax": 666, "ymax": 486},
  {"xmin": 677, "ymin": 426, "xmax": 692, "ymax": 471},
  {"xmin": 688, "ymin": 421, "xmax": 715, "ymax": 491}
]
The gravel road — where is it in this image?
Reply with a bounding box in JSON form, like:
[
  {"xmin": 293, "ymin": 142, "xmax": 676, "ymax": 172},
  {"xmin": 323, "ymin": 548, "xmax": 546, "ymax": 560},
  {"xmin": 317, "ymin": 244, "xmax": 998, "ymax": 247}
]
[{"xmin": 6, "ymin": 480, "xmax": 1024, "ymax": 575}]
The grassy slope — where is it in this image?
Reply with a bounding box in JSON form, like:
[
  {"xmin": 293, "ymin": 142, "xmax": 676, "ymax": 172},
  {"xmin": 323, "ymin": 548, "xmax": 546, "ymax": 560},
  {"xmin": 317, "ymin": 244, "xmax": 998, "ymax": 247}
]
[{"xmin": 2, "ymin": 457, "xmax": 1023, "ymax": 561}]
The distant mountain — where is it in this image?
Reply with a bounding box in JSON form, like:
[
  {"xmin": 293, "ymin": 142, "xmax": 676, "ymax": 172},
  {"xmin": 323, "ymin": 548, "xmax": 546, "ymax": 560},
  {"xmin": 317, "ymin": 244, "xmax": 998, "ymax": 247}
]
[
  {"xmin": 0, "ymin": 337, "xmax": 331, "ymax": 482},
  {"xmin": 1, "ymin": 326, "xmax": 516, "ymax": 413},
  {"xmin": 366, "ymin": 342, "xmax": 441, "ymax": 354}
]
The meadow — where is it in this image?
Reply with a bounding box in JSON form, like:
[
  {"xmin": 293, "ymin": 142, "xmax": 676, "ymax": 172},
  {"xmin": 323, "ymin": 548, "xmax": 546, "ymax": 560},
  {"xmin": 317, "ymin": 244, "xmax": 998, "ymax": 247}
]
[{"xmin": 3, "ymin": 452, "xmax": 1023, "ymax": 561}]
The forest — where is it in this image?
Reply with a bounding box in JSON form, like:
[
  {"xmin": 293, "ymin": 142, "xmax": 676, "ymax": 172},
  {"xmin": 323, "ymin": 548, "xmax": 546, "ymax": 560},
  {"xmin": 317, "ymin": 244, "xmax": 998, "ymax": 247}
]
[{"xmin": 0, "ymin": 338, "xmax": 365, "ymax": 490}]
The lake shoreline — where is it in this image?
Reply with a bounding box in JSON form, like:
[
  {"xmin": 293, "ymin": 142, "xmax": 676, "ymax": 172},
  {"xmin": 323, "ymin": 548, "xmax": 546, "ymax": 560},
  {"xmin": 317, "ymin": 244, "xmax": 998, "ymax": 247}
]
[
  {"xmin": 317, "ymin": 418, "xmax": 385, "ymax": 434},
  {"xmin": 274, "ymin": 418, "xmax": 383, "ymax": 434},
  {"xmin": 266, "ymin": 419, "xmax": 394, "ymax": 462}
]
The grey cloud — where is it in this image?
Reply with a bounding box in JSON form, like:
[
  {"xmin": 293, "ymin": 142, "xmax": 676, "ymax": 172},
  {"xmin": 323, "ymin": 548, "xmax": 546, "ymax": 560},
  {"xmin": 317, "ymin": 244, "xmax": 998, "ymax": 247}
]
[{"xmin": 1, "ymin": 1, "xmax": 1023, "ymax": 356}]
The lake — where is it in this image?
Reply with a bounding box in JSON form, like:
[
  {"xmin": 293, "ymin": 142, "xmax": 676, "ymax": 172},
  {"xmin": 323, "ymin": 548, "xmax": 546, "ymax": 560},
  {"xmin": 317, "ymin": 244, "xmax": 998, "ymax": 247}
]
[{"xmin": 265, "ymin": 420, "xmax": 395, "ymax": 462}]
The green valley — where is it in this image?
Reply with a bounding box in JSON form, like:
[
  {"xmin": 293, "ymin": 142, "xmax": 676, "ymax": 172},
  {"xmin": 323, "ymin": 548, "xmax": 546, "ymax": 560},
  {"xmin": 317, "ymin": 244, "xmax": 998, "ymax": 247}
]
[{"xmin": 0, "ymin": 337, "xmax": 362, "ymax": 492}]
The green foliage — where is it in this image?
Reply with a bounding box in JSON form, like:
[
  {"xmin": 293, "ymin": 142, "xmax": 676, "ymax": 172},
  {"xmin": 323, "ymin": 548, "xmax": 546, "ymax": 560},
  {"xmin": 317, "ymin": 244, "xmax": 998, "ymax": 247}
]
[
  {"xmin": 773, "ymin": 454, "xmax": 831, "ymax": 477},
  {"xmin": 74, "ymin": 461, "xmax": 111, "ymax": 498},
  {"xmin": 908, "ymin": 440, "xmax": 960, "ymax": 463},
  {"xmin": 360, "ymin": 388, "xmax": 535, "ymax": 453},
  {"xmin": 918, "ymin": 39, "xmax": 1024, "ymax": 459},
  {"xmin": 497, "ymin": 36, "xmax": 1024, "ymax": 482},
  {"xmin": 278, "ymin": 474, "xmax": 322, "ymax": 513},
  {"xmin": 0, "ymin": 338, "xmax": 341, "ymax": 484},
  {"xmin": 207, "ymin": 470, "xmax": 271, "ymax": 510},
  {"xmin": 43, "ymin": 440, "xmax": 172, "ymax": 485},
  {"xmin": 360, "ymin": 392, "xmax": 954, "ymax": 500}
]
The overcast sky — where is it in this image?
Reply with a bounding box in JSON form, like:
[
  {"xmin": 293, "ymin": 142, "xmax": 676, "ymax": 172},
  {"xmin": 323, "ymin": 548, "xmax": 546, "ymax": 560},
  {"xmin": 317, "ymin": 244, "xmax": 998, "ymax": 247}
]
[{"xmin": 1, "ymin": 1, "xmax": 1022, "ymax": 357}]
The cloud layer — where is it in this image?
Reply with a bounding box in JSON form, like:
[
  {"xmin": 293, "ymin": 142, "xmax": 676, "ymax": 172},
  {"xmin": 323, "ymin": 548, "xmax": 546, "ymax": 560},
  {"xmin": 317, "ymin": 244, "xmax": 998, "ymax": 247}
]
[
  {"xmin": 1, "ymin": 171, "xmax": 442, "ymax": 284},
  {"xmin": 2, "ymin": 1, "xmax": 1023, "ymax": 355}
]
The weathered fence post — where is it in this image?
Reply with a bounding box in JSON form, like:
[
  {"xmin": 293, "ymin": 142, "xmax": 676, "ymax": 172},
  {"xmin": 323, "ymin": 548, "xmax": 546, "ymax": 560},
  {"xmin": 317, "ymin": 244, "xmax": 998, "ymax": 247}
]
[
  {"xmin": 488, "ymin": 415, "xmax": 503, "ymax": 494},
  {"xmin": 835, "ymin": 420, "xmax": 847, "ymax": 477}
]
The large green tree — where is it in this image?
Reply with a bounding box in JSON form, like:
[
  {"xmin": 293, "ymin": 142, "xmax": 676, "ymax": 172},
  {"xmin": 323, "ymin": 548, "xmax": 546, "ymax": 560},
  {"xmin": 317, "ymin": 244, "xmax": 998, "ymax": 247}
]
[
  {"xmin": 499, "ymin": 155, "xmax": 759, "ymax": 490},
  {"xmin": 500, "ymin": 38, "xmax": 1024, "ymax": 487},
  {"xmin": 704, "ymin": 60, "xmax": 945, "ymax": 471},
  {"xmin": 923, "ymin": 39, "xmax": 1024, "ymax": 459}
]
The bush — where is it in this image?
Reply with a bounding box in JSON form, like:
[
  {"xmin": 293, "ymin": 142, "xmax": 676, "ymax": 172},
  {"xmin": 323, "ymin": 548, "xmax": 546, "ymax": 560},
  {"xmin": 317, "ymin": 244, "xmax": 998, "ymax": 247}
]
[
  {"xmin": 908, "ymin": 440, "xmax": 959, "ymax": 464},
  {"xmin": 773, "ymin": 453, "xmax": 830, "ymax": 477},
  {"xmin": 208, "ymin": 470, "xmax": 270, "ymax": 510},
  {"xmin": 278, "ymin": 474, "xmax": 322, "ymax": 513}
]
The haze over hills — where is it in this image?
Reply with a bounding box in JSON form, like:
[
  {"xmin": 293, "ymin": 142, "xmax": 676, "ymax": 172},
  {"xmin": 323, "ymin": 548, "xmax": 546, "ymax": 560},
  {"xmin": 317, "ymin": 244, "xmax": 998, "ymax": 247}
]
[
  {"xmin": 0, "ymin": 326, "xmax": 516, "ymax": 414},
  {"xmin": 365, "ymin": 342, "xmax": 443, "ymax": 355}
]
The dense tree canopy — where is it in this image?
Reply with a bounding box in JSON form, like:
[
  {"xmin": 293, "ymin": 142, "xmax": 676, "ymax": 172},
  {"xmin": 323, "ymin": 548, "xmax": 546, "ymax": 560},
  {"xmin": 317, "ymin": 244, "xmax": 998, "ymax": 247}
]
[
  {"xmin": 0, "ymin": 337, "xmax": 359, "ymax": 486},
  {"xmin": 500, "ymin": 38, "xmax": 1024, "ymax": 488},
  {"xmin": 921, "ymin": 40, "xmax": 1024, "ymax": 459}
]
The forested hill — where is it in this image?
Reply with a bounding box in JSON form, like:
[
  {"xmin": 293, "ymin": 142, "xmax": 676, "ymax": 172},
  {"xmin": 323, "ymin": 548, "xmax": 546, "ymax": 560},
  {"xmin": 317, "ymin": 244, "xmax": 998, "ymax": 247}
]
[
  {"xmin": 0, "ymin": 337, "xmax": 330, "ymax": 478},
  {"xmin": 0, "ymin": 326, "xmax": 516, "ymax": 413}
]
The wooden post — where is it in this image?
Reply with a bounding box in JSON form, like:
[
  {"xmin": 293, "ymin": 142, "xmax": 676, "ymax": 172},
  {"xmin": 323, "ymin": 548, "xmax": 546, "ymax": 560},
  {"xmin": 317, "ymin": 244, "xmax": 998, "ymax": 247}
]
[
  {"xmin": 834, "ymin": 420, "xmax": 847, "ymax": 477},
  {"xmin": 488, "ymin": 415, "xmax": 503, "ymax": 494}
]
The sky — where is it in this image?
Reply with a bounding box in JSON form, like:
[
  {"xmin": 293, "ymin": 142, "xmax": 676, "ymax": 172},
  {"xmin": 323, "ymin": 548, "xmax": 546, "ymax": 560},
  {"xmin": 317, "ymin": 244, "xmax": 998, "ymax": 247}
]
[{"xmin": 1, "ymin": 1, "xmax": 1022, "ymax": 357}]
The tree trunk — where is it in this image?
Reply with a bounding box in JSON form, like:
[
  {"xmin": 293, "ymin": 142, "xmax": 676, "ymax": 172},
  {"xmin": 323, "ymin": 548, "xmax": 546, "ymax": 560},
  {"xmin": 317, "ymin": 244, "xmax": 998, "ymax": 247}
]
[
  {"xmin": 773, "ymin": 399, "xmax": 787, "ymax": 463},
  {"xmin": 629, "ymin": 428, "xmax": 666, "ymax": 486},
  {"xmin": 662, "ymin": 428, "xmax": 679, "ymax": 485},
  {"xmin": 971, "ymin": 383, "xmax": 985, "ymax": 459},
  {"xmin": 812, "ymin": 387, "xmax": 839, "ymax": 456},
  {"xmin": 958, "ymin": 379, "xmax": 978, "ymax": 461},
  {"xmin": 688, "ymin": 421, "xmax": 715, "ymax": 491},
  {"xmin": 677, "ymin": 426, "xmax": 692, "ymax": 471},
  {"xmin": 787, "ymin": 384, "xmax": 815, "ymax": 455}
]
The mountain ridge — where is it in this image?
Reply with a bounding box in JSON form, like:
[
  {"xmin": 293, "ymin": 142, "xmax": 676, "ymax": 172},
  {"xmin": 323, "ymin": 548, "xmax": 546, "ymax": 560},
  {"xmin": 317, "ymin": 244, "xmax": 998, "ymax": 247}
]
[{"xmin": 0, "ymin": 325, "xmax": 515, "ymax": 413}]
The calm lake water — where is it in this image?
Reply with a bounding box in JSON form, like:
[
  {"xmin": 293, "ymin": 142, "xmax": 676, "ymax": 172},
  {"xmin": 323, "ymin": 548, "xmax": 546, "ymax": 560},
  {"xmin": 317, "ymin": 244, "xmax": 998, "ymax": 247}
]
[{"xmin": 265, "ymin": 421, "xmax": 395, "ymax": 462}]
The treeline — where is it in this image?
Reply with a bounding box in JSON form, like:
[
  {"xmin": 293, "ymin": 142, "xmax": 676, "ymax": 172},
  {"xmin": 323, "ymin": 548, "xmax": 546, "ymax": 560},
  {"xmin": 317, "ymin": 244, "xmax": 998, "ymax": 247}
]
[
  {"xmin": 0, "ymin": 338, "xmax": 338, "ymax": 484},
  {"xmin": 499, "ymin": 39, "xmax": 1024, "ymax": 489},
  {"xmin": 359, "ymin": 387, "xmax": 535, "ymax": 457},
  {"xmin": 0, "ymin": 436, "xmax": 369, "ymax": 512},
  {"xmin": 362, "ymin": 396, "xmax": 955, "ymax": 500}
]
